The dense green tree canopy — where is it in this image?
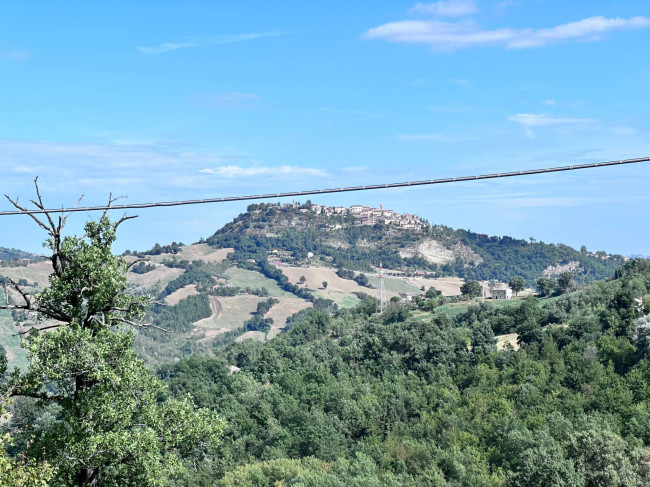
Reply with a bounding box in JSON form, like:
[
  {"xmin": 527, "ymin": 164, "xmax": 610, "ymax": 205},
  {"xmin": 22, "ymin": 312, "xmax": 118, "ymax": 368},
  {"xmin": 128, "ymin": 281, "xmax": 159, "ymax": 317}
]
[{"xmin": 0, "ymin": 187, "xmax": 225, "ymax": 487}]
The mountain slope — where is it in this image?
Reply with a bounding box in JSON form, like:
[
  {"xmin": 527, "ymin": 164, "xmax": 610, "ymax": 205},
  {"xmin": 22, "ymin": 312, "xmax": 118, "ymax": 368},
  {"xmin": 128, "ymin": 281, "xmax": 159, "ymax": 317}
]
[{"xmin": 206, "ymin": 202, "xmax": 627, "ymax": 285}]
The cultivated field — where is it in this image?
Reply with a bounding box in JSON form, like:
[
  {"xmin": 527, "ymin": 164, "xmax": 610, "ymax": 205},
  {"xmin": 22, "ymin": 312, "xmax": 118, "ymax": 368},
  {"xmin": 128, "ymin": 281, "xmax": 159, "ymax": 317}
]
[
  {"xmin": 312, "ymin": 290, "xmax": 362, "ymax": 309},
  {"xmin": 165, "ymin": 284, "xmax": 198, "ymax": 305},
  {"xmin": 225, "ymin": 268, "xmax": 293, "ymax": 297},
  {"xmin": 147, "ymin": 244, "xmax": 233, "ymax": 264},
  {"xmin": 266, "ymin": 297, "xmax": 312, "ymax": 339},
  {"xmin": 127, "ymin": 266, "xmax": 184, "ymax": 292},
  {"xmin": 280, "ymin": 266, "xmax": 400, "ymax": 299},
  {"xmin": 366, "ymin": 275, "xmax": 422, "ymax": 294},
  {"xmin": 193, "ymin": 294, "xmax": 262, "ymax": 338},
  {"xmin": 236, "ymin": 331, "xmax": 266, "ymax": 342},
  {"xmin": 405, "ymin": 277, "xmax": 465, "ymax": 296},
  {"xmin": 0, "ymin": 261, "xmax": 53, "ymax": 291}
]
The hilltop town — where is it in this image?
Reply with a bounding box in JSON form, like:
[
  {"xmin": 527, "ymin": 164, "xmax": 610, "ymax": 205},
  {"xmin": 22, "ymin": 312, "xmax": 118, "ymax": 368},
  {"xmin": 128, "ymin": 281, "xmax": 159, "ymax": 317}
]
[{"xmin": 271, "ymin": 201, "xmax": 425, "ymax": 230}]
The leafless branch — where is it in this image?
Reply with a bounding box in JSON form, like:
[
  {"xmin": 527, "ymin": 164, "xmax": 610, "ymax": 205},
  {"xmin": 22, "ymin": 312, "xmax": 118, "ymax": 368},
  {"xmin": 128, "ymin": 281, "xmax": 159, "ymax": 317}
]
[
  {"xmin": 126, "ymin": 258, "xmax": 147, "ymax": 270},
  {"xmin": 114, "ymin": 213, "xmax": 138, "ymax": 230},
  {"xmin": 2, "ymin": 277, "xmax": 34, "ymax": 308},
  {"xmin": 31, "ymin": 177, "xmax": 58, "ymax": 233},
  {"xmin": 13, "ymin": 323, "xmax": 61, "ymax": 336},
  {"xmin": 4, "ymin": 193, "xmax": 50, "ymax": 233},
  {"xmin": 119, "ymin": 318, "xmax": 171, "ymax": 333},
  {"xmin": 60, "ymin": 193, "xmax": 85, "ymax": 228}
]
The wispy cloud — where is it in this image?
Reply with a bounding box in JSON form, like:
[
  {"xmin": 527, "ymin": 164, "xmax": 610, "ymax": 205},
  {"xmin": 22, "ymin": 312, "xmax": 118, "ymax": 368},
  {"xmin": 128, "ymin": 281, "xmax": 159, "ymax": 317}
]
[
  {"xmin": 138, "ymin": 31, "xmax": 284, "ymax": 55},
  {"xmin": 409, "ymin": 0, "xmax": 479, "ymax": 17},
  {"xmin": 508, "ymin": 113, "xmax": 596, "ymax": 127},
  {"xmin": 508, "ymin": 113, "xmax": 596, "ymax": 136},
  {"xmin": 199, "ymin": 165, "xmax": 328, "ymax": 178},
  {"xmin": 362, "ymin": 16, "xmax": 650, "ymax": 51},
  {"xmin": 395, "ymin": 133, "xmax": 478, "ymax": 142},
  {"xmin": 189, "ymin": 92, "xmax": 262, "ymax": 109}
]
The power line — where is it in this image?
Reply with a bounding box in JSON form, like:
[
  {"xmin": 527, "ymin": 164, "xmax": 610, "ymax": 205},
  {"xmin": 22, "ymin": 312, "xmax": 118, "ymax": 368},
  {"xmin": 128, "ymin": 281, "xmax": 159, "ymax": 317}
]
[{"xmin": 1, "ymin": 156, "xmax": 648, "ymax": 217}]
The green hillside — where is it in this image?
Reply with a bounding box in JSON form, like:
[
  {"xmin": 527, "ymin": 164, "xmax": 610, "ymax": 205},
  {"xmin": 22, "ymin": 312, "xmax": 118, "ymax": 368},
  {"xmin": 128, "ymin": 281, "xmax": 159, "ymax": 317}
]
[
  {"xmin": 206, "ymin": 202, "xmax": 627, "ymax": 285},
  {"xmin": 161, "ymin": 259, "xmax": 650, "ymax": 486},
  {"xmin": 0, "ymin": 247, "xmax": 42, "ymax": 262}
]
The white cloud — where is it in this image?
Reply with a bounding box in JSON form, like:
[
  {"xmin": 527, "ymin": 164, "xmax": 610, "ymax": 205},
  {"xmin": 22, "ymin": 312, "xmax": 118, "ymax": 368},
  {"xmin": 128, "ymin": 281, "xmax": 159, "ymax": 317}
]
[
  {"xmin": 508, "ymin": 113, "xmax": 596, "ymax": 127},
  {"xmin": 189, "ymin": 92, "xmax": 261, "ymax": 109},
  {"xmin": 362, "ymin": 15, "xmax": 650, "ymax": 50},
  {"xmin": 199, "ymin": 165, "xmax": 328, "ymax": 178},
  {"xmin": 508, "ymin": 113, "xmax": 596, "ymax": 137},
  {"xmin": 542, "ymin": 99, "xmax": 556, "ymax": 106},
  {"xmin": 409, "ymin": 0, "xmax": 479, "ymax": 17},
  {"xmin": 138, "ymin": 31, "xmax": 284, "ymax": 55}
]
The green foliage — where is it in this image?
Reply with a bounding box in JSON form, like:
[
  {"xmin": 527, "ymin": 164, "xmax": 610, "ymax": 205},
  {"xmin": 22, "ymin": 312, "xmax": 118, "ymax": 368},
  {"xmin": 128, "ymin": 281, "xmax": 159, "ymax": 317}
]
[
  {"xmin": 150, "ymin": 294, "xmax": 212, "ymax": 332},
  {"xmin": 461, "ymin": 279, "xmax": 483, "ymax": 298},
  {"xmin": 130, "ymin": 261, "xmax": 156, "ymax": 274},
  {"xmin": 161, "ymin": 263, "xmax": 215, "ymax": 297},
  {"xmin": 207, "ymin": 204, "xmax": 627, "ymax": 284},
  {"xmin": 536, "ymin": 277, "xmax": 557, "ymax": 297},
  {"xmin": 2, "ymin": 215, "xmax": 224, "ymax": 486},
  {"xmin": 508, "ymin": 276, "xmax": 525, "ymax": 296},
  {"xmin": 161, "ymin": 259, "xmax": 650, "ymax": 486}
]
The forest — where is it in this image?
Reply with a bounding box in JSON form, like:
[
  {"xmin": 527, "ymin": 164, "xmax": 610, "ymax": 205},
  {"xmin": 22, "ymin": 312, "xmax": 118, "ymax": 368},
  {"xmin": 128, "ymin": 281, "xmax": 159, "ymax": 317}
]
[{"xmin": 1, "ymin": 202, "xmax": 650, "ymax": 486}]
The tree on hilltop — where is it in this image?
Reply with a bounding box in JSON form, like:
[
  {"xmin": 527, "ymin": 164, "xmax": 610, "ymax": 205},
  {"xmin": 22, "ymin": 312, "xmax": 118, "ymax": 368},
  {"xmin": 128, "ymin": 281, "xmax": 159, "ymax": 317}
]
[{"xmin": 0, "ymin": 180, "xmax": 224, "ymax": 486}]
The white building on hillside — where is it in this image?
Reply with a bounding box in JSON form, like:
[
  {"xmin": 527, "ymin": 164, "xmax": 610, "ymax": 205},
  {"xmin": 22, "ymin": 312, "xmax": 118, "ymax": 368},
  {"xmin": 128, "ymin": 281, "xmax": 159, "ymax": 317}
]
[{"xmin": 492, "ymin": 288, "xmax": 512, "ymax": 300}]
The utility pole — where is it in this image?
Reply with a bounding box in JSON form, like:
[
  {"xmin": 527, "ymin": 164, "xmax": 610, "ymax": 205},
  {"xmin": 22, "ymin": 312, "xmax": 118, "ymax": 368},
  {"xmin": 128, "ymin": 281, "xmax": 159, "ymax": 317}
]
[{"xmin": 378, "ymin": 261, "xmax": 387, "ymax": 314}]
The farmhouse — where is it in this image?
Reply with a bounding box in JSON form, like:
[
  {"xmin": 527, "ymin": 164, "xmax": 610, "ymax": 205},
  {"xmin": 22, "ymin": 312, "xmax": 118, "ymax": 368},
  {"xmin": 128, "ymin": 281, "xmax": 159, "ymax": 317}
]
[{"xmin": 492, "ymin": 288, "xmax": 512, "ymax": 300}]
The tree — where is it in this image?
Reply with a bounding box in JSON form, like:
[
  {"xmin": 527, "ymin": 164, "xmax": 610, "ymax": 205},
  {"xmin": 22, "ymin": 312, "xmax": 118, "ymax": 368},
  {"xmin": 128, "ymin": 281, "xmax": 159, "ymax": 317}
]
[
  {"xmin": 0, "ymin": 357, "xmax": 56, "ymax": 486},
  {"xmin": 322, "ymin": 281, "xmax": 328, "ymax": 289},
  {"xmin": 558, "ymin": 271, "xmax": 576, "ymax": 294},
  {"xmin": 470, "ymin": 321, "xmax": 497, "ymax": 356},
  {"xmin": 0, "ymin": 182, "xmax": 224, "ymax": 486},
  {"xmin": 536, "ymin": 277, "xmax": 556, "ymax": 297},
  {"xmin": 425, "ymin": 286, "xmax": 441, "ymax": 299},
  {"xmin": 298, "ymin": 275, "xmax": 306, "ymax": 285},
  {"xmin": 460, "ymin": 280, "xmax": 482, "ymax": 299},
  {"xmin": 509, "ymin": 276, "xmax": 526, "ymax": 296}
]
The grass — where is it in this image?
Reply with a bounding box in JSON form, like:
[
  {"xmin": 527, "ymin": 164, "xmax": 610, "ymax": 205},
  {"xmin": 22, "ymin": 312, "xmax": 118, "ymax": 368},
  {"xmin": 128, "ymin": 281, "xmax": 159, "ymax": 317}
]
[
  {"xmin": 236, "ymin": 331, "xmax": 266, "ymax": 343},
  {"xmin": 366, "ymin": 275, "xmax": 421, "ymax": 294},
  {"xmin": 193, "ymin": 295, "xmax": 262, "ymax": 332},
  {"xmin": 312, "ymin": 289, "xmax": 361, "ymax": 308},
  {"xmin": 224, "ymin": 268, "xmax": 293, "ymax": 297}
]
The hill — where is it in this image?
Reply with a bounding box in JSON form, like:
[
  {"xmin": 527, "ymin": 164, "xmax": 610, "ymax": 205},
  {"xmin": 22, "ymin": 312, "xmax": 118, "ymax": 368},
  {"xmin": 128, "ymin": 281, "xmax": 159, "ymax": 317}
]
[
  {"xmin": 206, "ymin": 202, "xmax": 627, "ymax": 285},
  {"xmin": 0, "ymin": 247, "xmax": 42, "ymax": 263},
  {"xmin": 1, "ymin": 202, "xmax": 634, "ymax": 367}
]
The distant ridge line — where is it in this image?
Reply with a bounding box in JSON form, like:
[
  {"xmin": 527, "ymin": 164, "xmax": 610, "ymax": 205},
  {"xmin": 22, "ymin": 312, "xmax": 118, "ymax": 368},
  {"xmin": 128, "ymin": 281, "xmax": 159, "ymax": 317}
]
[{"xmin": 1, "ymin": 156, "xmax": 648, "ymax": 216}]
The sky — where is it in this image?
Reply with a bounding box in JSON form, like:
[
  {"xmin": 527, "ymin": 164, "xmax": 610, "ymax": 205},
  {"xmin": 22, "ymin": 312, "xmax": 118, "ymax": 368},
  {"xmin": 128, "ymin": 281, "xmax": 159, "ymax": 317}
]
[{"xmin": 1, "ymin": 0, "xmax": 649, "ymax": 256}]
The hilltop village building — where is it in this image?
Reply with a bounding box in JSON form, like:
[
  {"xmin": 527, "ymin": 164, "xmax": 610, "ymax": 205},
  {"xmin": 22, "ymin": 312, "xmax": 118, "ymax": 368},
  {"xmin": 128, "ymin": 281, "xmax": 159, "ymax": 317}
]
[{"xmin": 308, "ymin": 203, "xmax": 424, "ymax": 230}]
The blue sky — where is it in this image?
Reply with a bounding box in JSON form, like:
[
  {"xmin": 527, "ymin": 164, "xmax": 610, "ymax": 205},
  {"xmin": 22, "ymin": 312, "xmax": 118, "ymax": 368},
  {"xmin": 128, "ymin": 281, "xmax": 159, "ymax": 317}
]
[{"xmin": 1, "ymin": 0, "xmax": 649, "ymax": 256}]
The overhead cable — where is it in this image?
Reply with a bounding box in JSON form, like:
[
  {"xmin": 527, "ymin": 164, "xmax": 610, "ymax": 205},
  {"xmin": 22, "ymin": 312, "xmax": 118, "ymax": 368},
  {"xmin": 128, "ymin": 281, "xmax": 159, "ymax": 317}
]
[{"xmin": 0, "ymin": 156, "xmax": 648, "ymax": 217}]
